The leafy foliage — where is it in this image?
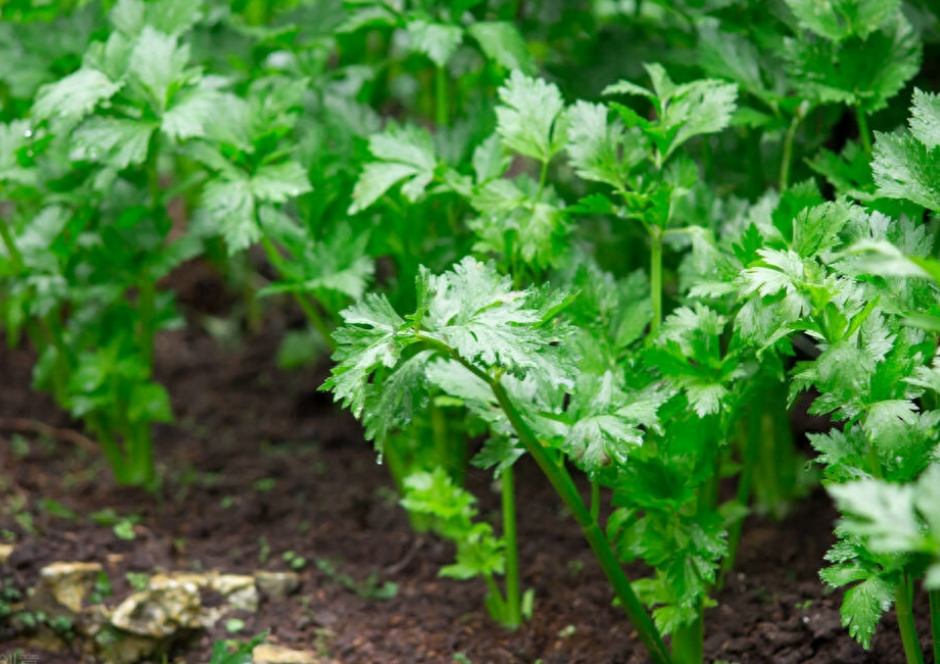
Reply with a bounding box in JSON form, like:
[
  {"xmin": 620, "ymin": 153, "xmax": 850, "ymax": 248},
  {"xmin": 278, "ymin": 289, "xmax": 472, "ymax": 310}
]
[{"xmin": 4, "ymin": 0, "xmax": 940, "ymax": 661}]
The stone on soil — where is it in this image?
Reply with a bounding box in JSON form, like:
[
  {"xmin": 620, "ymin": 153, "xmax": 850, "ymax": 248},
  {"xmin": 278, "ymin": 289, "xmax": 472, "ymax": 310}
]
[
  {"xmin": 33, "ymin": 561, "xmax": 103, "ymax": 613},
  {"xmin": 110, "ymin": 573, "xmax": 204, "ymax": 637},
  {"xmin": 110, "ymin": 571, "xmax": 260, "ymax": 637},
  {"xmin": 253, "ymin": 571, "xmax": 301, "ymax": 598},
  {"xmin": 252, "ymin": 643, "xmax": 320, "ymax": 664}
]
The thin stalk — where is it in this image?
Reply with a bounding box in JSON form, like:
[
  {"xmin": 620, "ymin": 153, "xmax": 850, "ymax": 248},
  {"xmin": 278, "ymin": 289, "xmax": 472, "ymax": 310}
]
[
  {"xmin": 721, "ymin": 406, "xmax": 761, "ymax": 586},
  {"xmin": 670, "ymin": 611, "xmax": 704, "ymax": 664},
  {"xmin": 746, "ymin": 128, "xmax": 765, "ymax": 200},
  {"xmin": 502, "ymin": 464, "xmax": 522, "ymax": 629},
  {"xmin": 259, "ymin": 236, "xmax": 336, "ymax": 352},
  {"xmin": 779, "ymin": 114, "xmax": 801, "ymax": 191},
  {"xmin": 383, "ymin": 436, "xmax": 430, "ymax": 534},
  {"xmin": 856, "ymin": 105, "xmax": 872, "ymax": 155},
  {"xmin": 146, "ymin": 134, "xmax": 161, "ymax": 208},
  {"xmin": 930, "ymin": 589, "xmax": 940, "ymax": 664},
  {"xmin": 138, "ymin": 277, "xmax": 156, "ymax": 369},
  {"xmin": 435, "ymin": 65, "xmax": 449, "ymax": 127},
  {"xmin": 30, "ymin": 318, "xmax": 67, "ymax": 404},
  {"xmin": 430, "ymin": 398, "xmax": 450, "ymax": 476},
  {"xmin": 483, "ymin": 572, "xmax": 508, "ymax": 611},
  {"xmin": 650, "ymin": 227, "xmax": 663, "ymax": 335},
  {"xmin": 87, "ymin": 415, "xmax": 128, "ymax": 484},
  {"xmin": 535, "ymin": 159, "xmax": 549, "ymax": 204},
  {"xmin": 490, "ymin": 378, "xmax": 672, "ymax": 664},
  {"xmin": 243, "ymin": 274, "xmax": 264, "ymax": 336},
  {"xmin": 42, "ymin": 312, "xmax": 76, "ymax": 407},
  {"xmin": 0, "ymin": 214, "xmax": 24, "ymax": 272},
  {"xmin": 590, "ymin": 480, "xmax": 601, "ymax": 522},
  {"xmin": 452, "ymin": 431, "xmax": 467, "ymax": 487},
  {"xmin": 129, "ymin": 422, "xmax": 154, "ymax": 487},
  {"xmin": 896, "ymin": 573, "xmax": 925, "ymax": 664},
  {"xmin": 675, "ymin": 453, "xmax": 720, "ymax": 662},
  {"xmin": 415, "ymin": 335, "xmax": 671, "ymax": 664}
]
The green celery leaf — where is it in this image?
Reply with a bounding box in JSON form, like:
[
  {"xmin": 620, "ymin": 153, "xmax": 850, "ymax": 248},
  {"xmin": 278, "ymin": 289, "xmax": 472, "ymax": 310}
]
[
  {"xmin": 495, "ymin": 71, "xmax": 567, "ymax": 163},
  {"xmin": 349, "ymin": 123, "xmax": 437, "ymax": 213},
  {"xmin": 128, "ymin": 382, "xmax": 173, "ymax": 423},
  {"xmin": 872, "ymin": 129, "xmax": 940, "ymax": 210},
  {"xmin": 786, "ymin": 15, "xmax": 920, "ymax": 113},
  {"xmin": 829, "ymin": 480, "xmax": 925, "ymax": 554},
  {"xmin": 467, "ymin": 22, "xmax": 534, "ymax": 73},
  {"xmin": 325, "ymin": 294, "xmax": 407, "ymax": 419},
  {"xmin": 840, "ymin": 574, "xmax": 895, "ymax": 649},
  {"xmin": 405, "ymin": 20, "xmax": 463, "ymax": 68},
  {"xmin": 162, "ymin": 86, "xmax": 237, "ymax": 142},
  {"xmin": 784, "ymin": 0, "xmax": 901, "ymax": 41},
  {"xmin": 72, "ymin": 117, "xmax": 156, "ymax": 169},
  {"xmin": 202, "ymin": 177, "xmax": 257, "ymax": 253},
  {"xmin": 250, "ymin": 161, "xmax": 312, "ymax": 203},
  {"xmin": 661, "ymin": 78, "xmax": 738, "ymax": 160},
  {"xmin": 565, "ymin": 101, "xmax": 645, "ymax": 188},
  {"xmin": 32, "ymin": 68, "xmax": 122, "ymax": 122},
  {"xmin": 129, "ymin": 26, "xmax": 190, "ymax": 111}
]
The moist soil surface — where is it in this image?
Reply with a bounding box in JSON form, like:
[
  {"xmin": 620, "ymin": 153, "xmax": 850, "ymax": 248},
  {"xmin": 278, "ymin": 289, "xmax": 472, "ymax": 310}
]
[{"xmin": 0, "ymin": 271, "xmax": 935, "ymax": 664}]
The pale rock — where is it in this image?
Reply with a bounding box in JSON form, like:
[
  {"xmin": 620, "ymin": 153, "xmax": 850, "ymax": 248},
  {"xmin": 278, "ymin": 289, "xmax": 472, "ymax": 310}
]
[
  {"xmin": 253, "ymin": 571, "xmax": 301, "ymax": 598},
  {"xmin": 109, "ymin": 571, "xmax": 260, "ymax": 638},
  {"xmin": 110, "ymin": 574, "xmax": 203, "ymax": 637},
  {"xmin": 34, "ymin": 562, "xmax": 103, "ymax": 613},
  {"xmin": 0, "ymin": 544, "xmax": 14, "ymax": 563},
  {"xmin": 252, "ymin": 643, "xmax": 320, "ymax": 664},
  {"xmin": 210, "ymin": 574, "xmax": 259, "ymax": 613}
]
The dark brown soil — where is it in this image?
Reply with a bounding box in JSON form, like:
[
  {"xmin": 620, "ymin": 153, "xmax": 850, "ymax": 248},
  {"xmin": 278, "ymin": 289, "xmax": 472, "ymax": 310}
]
[{"xmin": 0, "ymin": 277, "xmax": 935, "ymax": 664}]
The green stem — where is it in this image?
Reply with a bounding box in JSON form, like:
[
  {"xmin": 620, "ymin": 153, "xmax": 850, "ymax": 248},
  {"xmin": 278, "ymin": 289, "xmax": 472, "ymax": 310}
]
[
  {"xmin": 896, "ymin": 573, "xmax": 925, "ymax": 664},
  {"xmin": 502, "ymin": 464, "xmax": 522, "ymax": 629},
  {"xmin": 670, "ymin": 610, "xmax": 704, "ymax": 664},
  {"xmin": 779, "ymin": 114, "xmax": 800, "ymax": 191},
  {"xmin": 0, "ymin": 214, "xmax": 24, "ymax": 273},
  {"xmin": 129, "ymin": 422, "xmax": 154, "ymax": 488},
  {"xmin": 929, "ymin": 589, "xmax": 940, "ymax": 664},
  {"xmin": 243, "ymin": 272, "xmax": 264, "ymax": 336},
  {"xmin": 483, "ymin": 572, "xmax": 508, "ymax": 612},
  {"xmin": 721, "ymin": 406, "xmax": 761, "ymax": 586},
  {"xmin": 452, "ymin": 430, "xmax": 466, "ymax": 487},
  {"xmin": 42, "ymin": 311, "xmax": 76, "ymax": 406},
  {"xmin": 435, "ymin": 65, "xmax": 449, "ymax": 127},
  {"xmin": 856, "ymin": 105, "xmax": 872, "ymax": 155},
  {"xmin": 650, "ymin": 227, "xmax": 663, "ymax": 335},
  {"xmin": 259, "ymin": 236, "xmax": 336, "ymax": 352},
  {"xmin": 138, "ymin": 277, "xmax": 156, "ymax": 370},
  {"xmin": 535, "ymin": 159, "xmax": 549, "ymax": 204},
  {"xmin": 146, "ymin": 134, "xmax": 161, "ymax": 208},
  {"xmin": 489, "ymin": 378, "xmax": 671, "ymax": 664},
  {"xmin": 430, "ymin": 397, "xmax": 450, "ymax": 475},
  {"xmin": 383, "ymin": 435, "xmax": 430, "ymax": 533},
  {"xmin": 591, "ymin": 480, "xmax": 601, "ymax": 522},
  {"xmin": 414, "ymin": 335, "xmax": 671, "ymax": 663},
  {"xmin": 746, "ymin": 128, "xmax": 765, "ymax": 200},
  {"xmin": 87, "ymin": 414, "xmax": 129, "ymax": 484},
  {"xmin": 30, "ymin": 317, "xmax": 67, "ymax": 404}
]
